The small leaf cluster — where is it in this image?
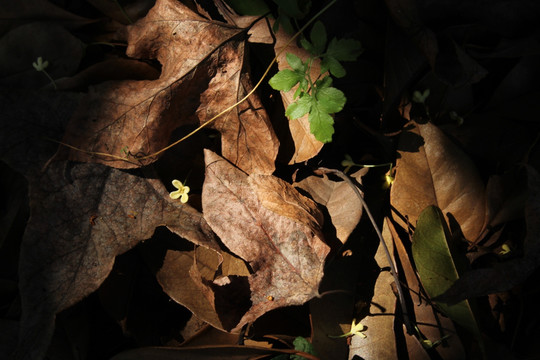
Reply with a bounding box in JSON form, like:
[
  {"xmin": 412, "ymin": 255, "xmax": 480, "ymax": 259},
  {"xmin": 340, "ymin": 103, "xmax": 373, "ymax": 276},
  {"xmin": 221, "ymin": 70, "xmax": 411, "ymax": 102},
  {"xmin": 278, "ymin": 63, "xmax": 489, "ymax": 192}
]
[{"xmin": 269, "ymin": 21, "xmax": 363, "ymax": 143}]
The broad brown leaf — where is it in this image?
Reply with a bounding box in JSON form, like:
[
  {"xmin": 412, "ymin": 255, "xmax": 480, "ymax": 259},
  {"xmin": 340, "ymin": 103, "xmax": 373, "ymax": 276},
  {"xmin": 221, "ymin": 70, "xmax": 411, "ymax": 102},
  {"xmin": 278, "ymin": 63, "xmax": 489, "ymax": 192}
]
[
  {"xmin": 0, "ymin": 90, "xmax": 218, "ymax": 360},
  {"xmin": 390, "ymin": 119, "xmax": 486, "ymax": 242},
  {"xmin": 61, "ymin": 0, "xmax": 278, "ymax": 174},
  {"xmin": 202, "ymin": 150, "xmax": 330, "ymax": 331}
]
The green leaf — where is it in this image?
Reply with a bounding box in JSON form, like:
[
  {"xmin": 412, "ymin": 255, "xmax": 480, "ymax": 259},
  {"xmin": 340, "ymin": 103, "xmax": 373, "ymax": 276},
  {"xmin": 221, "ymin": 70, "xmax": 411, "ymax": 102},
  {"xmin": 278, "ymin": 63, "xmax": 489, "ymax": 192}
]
[
  {"xmin": 412, "ymin": 206, "xmax": 482, "ymax": 337},
  {"xmin": 309, "ymin": 104, "xmax": 334, "ymax": 143},
  {"xmin": 310, "ymin": 21, "xmax": 327, "ymax": 55},
  {"xmin": 291, "ymin": 336, "xmax": 317, "ymax": 360},
  {"xmin": 286, "ymin": 94, "xmax": 313, "ymax": 119},
  {"xmin": 300, "ymin": 37, "xmax": 313, "ymax": 53},
  {"xmin": 269, "ymin": 69, "xmax": 302, "ymax": 91},
  {"xmin": 321, "ymin": 56, "xmax": 346, "ymax": 78},
  {"xmin": 326, "ymin": 38, "xmax": 363, "ymax": 62},
  {"xmin": 315, "ymin": 76, "xmax": 332, "ymax": 89},
  {"xmin": 317, "ymin": 87, "xmax": 346, "ymax": 114},
  {"xmin": 286, "ymin": 53, "xmax": 304, "ymax": 72}
]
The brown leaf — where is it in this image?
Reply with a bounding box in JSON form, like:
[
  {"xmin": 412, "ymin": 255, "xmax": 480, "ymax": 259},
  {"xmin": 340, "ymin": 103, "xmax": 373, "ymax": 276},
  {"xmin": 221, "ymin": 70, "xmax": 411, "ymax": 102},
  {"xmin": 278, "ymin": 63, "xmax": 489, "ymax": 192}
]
[
  {"xmin": 385, "ymin": 219, "xmax": 466, "ymax": 359},
  {"xmin": 390, "ymin": 119, "xmax": 486, "ymax": 242},
  {"xmin": 0, "ymin": 89, "xmax": 218, "ymax": 359},
  {"xmin": 202, "ymin": 150, "xmax": 330, "ymax": 331},
  {"xmin": 155, "ymin": 246, "xmax": 251, "ymax": 331},
  {"xmin": 295, "ymin": 169, "xmax": 367, "ymax": 244},
  {"xmin": 197, "ymin": 45, "xmax": 279, "ymax": 175},
  {"xmin": 273, "ymin": 21, "xmax": 324, "ymax": 163},
  {"xmin": 61, "ymin": 0, "xmax": 278, "ymax": 174}
]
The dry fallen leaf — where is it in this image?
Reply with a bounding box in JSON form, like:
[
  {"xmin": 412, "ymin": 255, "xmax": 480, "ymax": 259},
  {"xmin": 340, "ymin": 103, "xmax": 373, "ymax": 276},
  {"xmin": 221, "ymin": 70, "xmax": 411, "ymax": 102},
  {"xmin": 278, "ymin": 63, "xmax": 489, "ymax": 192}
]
[
  {"xmin": 202, "ymin": 150, "xmax": 330, "ymax": 331},
  {"xmin": 0, "ymin": 89, "xmax": 218, "ymax": 360},
  {"xmin": 390, "ymin": 118, "xmax": 486, "ymax": 242},
  {"xmin": 61, "ymin": 0, "xmax": 278, "ymax": 174},
  {"xmin": 295, "ymin": 168, "xmax": 367, "ymax": 244}
]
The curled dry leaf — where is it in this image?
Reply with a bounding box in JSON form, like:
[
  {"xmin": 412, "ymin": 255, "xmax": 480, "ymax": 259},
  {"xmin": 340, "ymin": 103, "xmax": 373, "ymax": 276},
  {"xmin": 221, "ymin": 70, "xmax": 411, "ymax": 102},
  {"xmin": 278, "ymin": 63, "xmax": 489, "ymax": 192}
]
[
  {"xmin": 202, "ymin": 150, "xmax": 330, "ymax": 331},
  {"xmin": 390, "ymin": 119, "xmax": 486, "ymax": 242},
  {"xmin": 61, "ymin": 0, "xmax": 278, "ymax": 174}
]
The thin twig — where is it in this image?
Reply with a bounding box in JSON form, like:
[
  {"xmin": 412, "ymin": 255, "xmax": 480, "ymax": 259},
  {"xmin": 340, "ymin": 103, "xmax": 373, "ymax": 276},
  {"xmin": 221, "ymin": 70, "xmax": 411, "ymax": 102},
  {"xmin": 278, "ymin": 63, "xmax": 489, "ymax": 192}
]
[{"xmin": 316, "ymin": 167, "xmax": 413, "ymax": 334}]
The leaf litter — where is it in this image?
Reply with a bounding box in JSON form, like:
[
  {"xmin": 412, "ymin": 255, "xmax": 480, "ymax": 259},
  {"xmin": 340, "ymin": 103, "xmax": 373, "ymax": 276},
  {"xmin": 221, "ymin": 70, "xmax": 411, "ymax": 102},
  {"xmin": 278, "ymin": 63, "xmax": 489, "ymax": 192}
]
[{"xmin": 2, "ymin": 0, "xmax": 540, "ymax": 359}]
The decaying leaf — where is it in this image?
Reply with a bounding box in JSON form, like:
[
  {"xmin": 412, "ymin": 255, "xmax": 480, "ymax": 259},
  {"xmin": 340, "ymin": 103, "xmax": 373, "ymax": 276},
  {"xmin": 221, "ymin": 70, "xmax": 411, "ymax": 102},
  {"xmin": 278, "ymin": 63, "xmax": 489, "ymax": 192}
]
[
  {"xmin": 202, "ymin": 150, "xmax": 330, "ymax": 331},
  {"xmin": 61, "ymin": 0, "xmax": 278, "ymax": 174},
  {"xmin": 390, "ymin": 119, "xmax": 486, "ymax": 242}
]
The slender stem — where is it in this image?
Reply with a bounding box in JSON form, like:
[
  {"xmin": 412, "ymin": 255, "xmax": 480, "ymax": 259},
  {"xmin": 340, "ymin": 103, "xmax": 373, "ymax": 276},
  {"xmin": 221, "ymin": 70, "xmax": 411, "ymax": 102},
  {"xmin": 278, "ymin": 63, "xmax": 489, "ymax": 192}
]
[{"xmin": 316, "ymin": 167, "xmax": 413, "ymax": 334}]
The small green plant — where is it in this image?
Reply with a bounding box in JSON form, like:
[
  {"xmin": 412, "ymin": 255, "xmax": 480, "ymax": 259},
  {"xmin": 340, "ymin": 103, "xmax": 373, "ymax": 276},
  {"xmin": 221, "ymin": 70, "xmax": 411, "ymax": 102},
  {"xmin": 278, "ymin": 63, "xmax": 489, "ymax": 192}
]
[
  {"xmin": 269, "ymin": 21, "xmax": 362, "ymax": 143},
  {"xmin": 270, "ymin": 336, "xmax": 317, "ymax": 360}
]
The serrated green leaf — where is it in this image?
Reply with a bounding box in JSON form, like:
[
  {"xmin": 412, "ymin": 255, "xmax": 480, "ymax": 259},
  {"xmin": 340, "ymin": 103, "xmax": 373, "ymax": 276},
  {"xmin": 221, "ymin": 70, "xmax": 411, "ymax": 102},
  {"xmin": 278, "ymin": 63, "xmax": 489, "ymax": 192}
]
[
  {"xmin": 412, "ymin": 206, "xmax": 482, "ymax": 337},
  {"xmin": 286, "ymin": 53, "xmax": 304, "ymax": 72},
  {"xmin": 269, "ymin": 69, "xmax": 302, "ymax": 91},
  {"xmin": 286, "ymin": 94, "xmax": 312, "ymax": 119},
  {"xmin": 317, "ymin": 87, "xmax": 346, "ymax": 113},
  {"xmin": 322, "ymin": 56, "xmax": 346, "ymax": 78},
  {"xmin": 309, "ymin": 104, "xmax": 334, "ymax": 143},
  {"xmin": 310, "ymin": 21, "xmax": 326, "ymax": 55},
  {"xmin": 327, "ymin": 38, "xmax": 363, "ymax": 62}
]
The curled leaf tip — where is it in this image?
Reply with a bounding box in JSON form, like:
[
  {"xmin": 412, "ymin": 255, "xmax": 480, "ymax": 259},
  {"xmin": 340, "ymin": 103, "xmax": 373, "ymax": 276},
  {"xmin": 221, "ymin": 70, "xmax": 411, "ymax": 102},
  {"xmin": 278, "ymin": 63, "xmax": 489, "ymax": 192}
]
[{"xmin": 170, "ymin": 179, "xmax": 190, "ymax": 203}]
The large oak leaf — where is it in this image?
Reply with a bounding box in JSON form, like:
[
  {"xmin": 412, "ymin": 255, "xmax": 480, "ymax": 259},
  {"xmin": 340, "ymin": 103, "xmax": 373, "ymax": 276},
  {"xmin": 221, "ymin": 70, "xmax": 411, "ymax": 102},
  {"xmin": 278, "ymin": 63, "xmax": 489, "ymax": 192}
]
[
  {"xmin": 202, "ymin": 150, "xmax": 330, "ymax": 331},
  {"xmin": 390, "ymin": 120, "xmax": 486, "ymax": 242},
  {"xmin": 61, "ymin": 0, "xmax": 278, "ymax": 174}
]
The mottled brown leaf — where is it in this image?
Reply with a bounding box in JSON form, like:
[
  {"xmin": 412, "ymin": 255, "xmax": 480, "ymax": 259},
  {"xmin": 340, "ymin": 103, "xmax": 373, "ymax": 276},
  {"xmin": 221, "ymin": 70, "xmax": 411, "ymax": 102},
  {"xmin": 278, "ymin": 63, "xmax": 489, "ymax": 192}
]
[
  {"xmin": 61, "ymin": 0, "xmax": 278, "ymax": 174},
  {"xmin": 202, "ymin": 150, "xmax": 330, "ymax": 331},
  {"xmin": 0, "ymin": 90, "xmax": 218, "ymax": 360},
  {"xmin": 390, "ymin": 119, "xmax": 486, "ymax": 242}
]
